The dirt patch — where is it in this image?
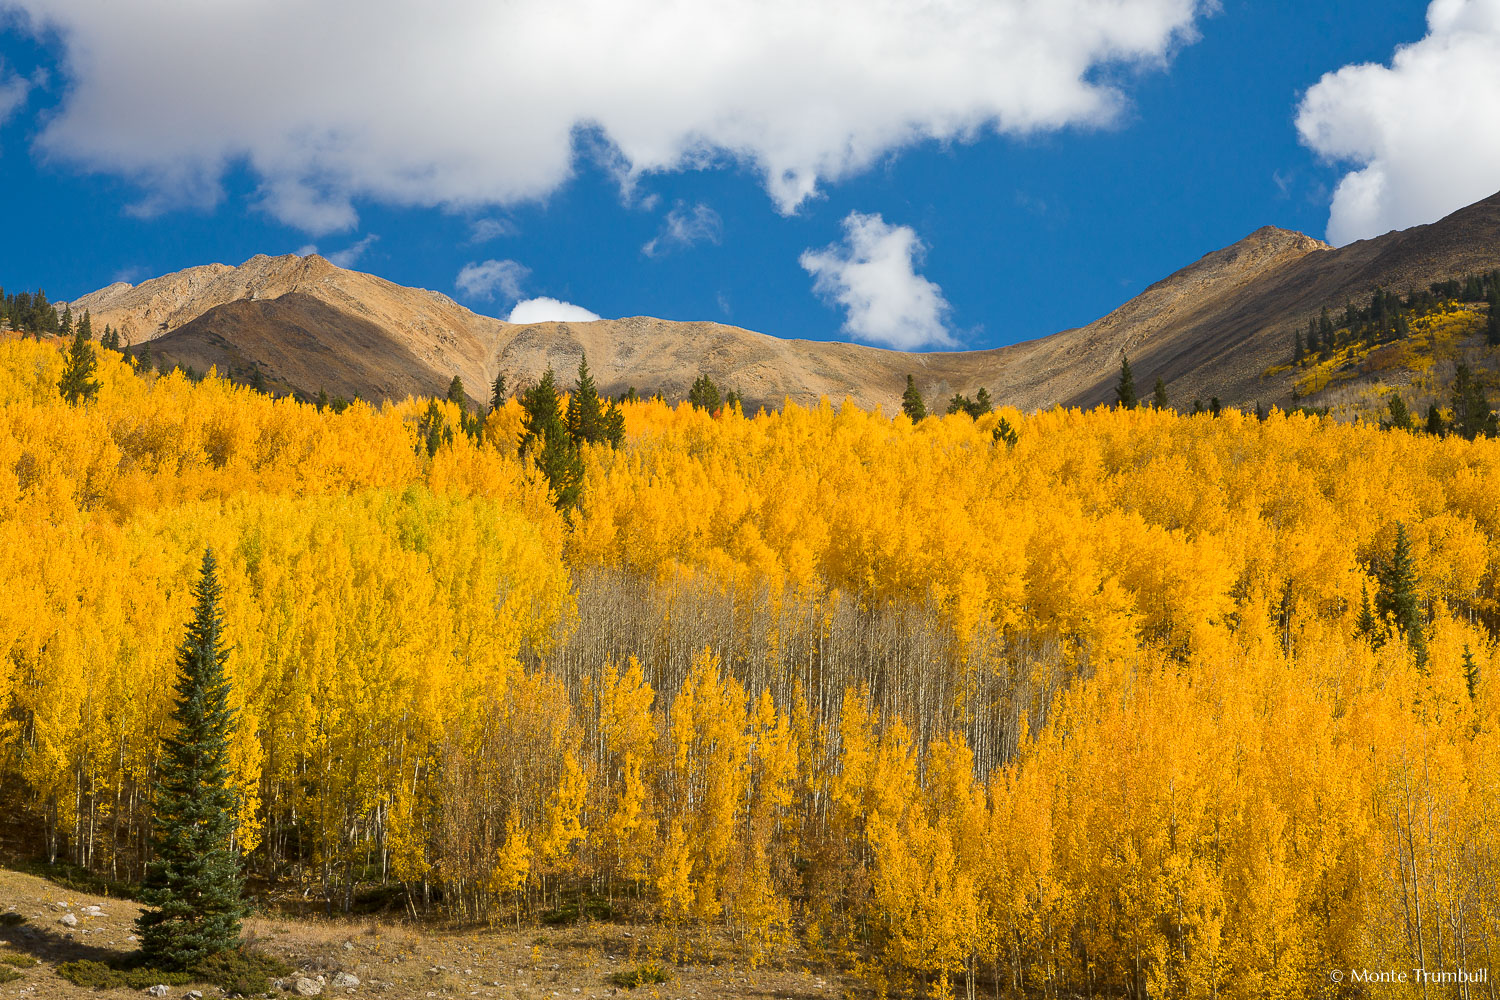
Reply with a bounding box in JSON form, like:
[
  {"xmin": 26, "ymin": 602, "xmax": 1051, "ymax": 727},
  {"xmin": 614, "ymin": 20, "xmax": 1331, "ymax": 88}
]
[{"xmin": 0, "ymin": 869, "xmax": 851, "ymax": 999}]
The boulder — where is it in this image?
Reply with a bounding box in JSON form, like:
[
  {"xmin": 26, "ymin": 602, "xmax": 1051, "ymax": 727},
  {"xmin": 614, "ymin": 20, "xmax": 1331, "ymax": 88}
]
[
  {"xmin": 293, "ymin": 977, "xmax": 324, "ymax": 996},
  {"xmin": 146, "ymin": 986, "xmax": 170, "ymax": 998},
  {"xmin": 59, "ymin": 912, "xmax": 78, "ymax": 927},
  {"xmin": 332, "ymin": 972, "xmax": 360, "ymax": 987}
]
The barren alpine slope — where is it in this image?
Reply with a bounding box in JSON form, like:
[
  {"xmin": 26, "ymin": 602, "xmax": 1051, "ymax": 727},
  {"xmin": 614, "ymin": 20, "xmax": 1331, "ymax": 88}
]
[{"xmin": 67, "ymin": 189, "xmax": 1500, "ymax": 411}]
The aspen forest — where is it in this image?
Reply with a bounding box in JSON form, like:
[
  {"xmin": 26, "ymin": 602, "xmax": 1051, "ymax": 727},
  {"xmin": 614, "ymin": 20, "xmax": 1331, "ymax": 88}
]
[{"xmin": 6, "ymin": 331, "xmax": 1500, "ymax": 999}]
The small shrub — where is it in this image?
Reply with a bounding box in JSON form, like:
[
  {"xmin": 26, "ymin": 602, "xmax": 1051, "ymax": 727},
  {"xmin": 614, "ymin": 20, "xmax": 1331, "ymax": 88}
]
[
  {"xmin": 192, "ymin": 949, "xmax": 291, "ymax": 995},
  {"xmin": 56, "ymin": 949, "xmax": 288, "ymax": 993},
  {"xmin": 610, "ymin": 962, "xmax": 672, "ymax": 989},
  {"xmin": 0, "ymin": 951, "xmax": 37, "ymax": 967},
  {"xmin": 0, "ymin": 966, "xmax": 21, "ymax": 983}
]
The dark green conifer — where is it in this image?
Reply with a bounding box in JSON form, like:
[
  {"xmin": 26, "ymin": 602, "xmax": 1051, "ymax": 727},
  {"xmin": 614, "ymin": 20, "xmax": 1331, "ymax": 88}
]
[
  {"xmin": 1377, "ymin": 523, "xmax": 1427, "ymax": 669},
  {"xmin": 604, "ymin": 399, "xmax": 626, "ymax": 448},
  {"xmin": 137, "ymin": 549, "xmax": 246, "ymax": 969},
  {"xmin": 1153, "ymin": 377, "xmax": 1169, "ymax": 410},
  {"xmin": 1463, "ymin": 645, "xmax": 1480, "ymax": 701},
  {"xmin": 566, "ymin": 354, "xmax": 605, "ymax": 444},
  {"xmin": 316, "ymin": 388, "xmax": 329, "ymax": 412},
  {"xmin": 58, "ymin": 326, "xmax": 101, "ymax": 405},
  {"xmin": 520, "ymin": 368, "xmax": 584, "ymax": 510},
  {"xmin": 1386, "ymin": 393, "xmax": 1413, "ymax": 431},
  {"xmin": 1356, "ymin": 583, "xmax": 1381, "ymax": 646},
  {"xmin": 1425, "ymin": 402, "xmax": 1445, "ymax": 436},
  {"xmin": 688, "ymin": 373, "xmax": 721, "ymax": 412},
  {"xmin": 447, "ymin": 375, "xmax": 467, "ymax": 409},
  {"xmin": 1450, "ymin": 363, "xmax": 1493, "ymax": 440},
  {"xmin": 992, "ymin": 416, "xmax": 1018, "ymax": 448},
  {"xmin": 1116, "ymin": 355, "xmax": 1137, "ymax": 409},
  {"xmin": 490, "ymin": 373, "xmax": 507, "ymax": 412},
  {"xmin": 901, "ymin": 375, "xmax": 926, "ymax": 421}
]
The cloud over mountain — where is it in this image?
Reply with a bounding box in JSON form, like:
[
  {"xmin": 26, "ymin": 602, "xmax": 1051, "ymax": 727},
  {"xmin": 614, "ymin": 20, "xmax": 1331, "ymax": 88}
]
[
  {"xmin": 13, "ymin": 0, "xmax": 1207, "ymax": 232},
  {"xmin": 1296, "ymin": 0, "xmax": 1500, "ymax": 245},
  {"xmin": 801, "ymin": 212, "xmax": 954, "ymax": 350}
]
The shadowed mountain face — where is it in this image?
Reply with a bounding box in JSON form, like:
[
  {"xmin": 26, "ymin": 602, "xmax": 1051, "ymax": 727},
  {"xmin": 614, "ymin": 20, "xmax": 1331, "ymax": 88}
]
[{"xmin": 68, "ymin": 191, "xmax": 1500, "ymax": 412}]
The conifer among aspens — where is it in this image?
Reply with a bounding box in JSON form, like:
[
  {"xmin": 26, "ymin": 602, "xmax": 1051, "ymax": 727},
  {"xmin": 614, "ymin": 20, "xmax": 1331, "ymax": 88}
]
[
  {"xmin": 137, "ymin": 549, "xmax": 246, "ymax": 969},
  {"xmin": 902, "ymin": 374, "xmax": 927, "ymax": 421},
  {"xmin": 57, "ymin": 324, "xmax": 100, "ymax": 405},
  {"xmin": 1116, "ymin": 354, "xmax": 1136, "ymax": 409}
]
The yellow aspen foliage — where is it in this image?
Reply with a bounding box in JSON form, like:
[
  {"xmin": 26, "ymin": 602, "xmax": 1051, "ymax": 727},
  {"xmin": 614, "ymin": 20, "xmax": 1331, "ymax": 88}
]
[{"xmin": 15, "ymin": 334, "xmax": 1500, "ymax": 995}]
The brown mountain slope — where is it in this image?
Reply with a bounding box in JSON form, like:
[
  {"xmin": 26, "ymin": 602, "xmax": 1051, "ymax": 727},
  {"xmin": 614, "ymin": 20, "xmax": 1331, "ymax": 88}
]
[{"xmin": 67, "ymin": 190, "xmax": 1500, "ymax": 412}]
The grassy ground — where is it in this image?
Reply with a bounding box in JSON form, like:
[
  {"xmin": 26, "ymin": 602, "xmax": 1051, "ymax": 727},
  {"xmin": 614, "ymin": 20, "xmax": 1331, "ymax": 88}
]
[{"xmin": 0, "ymin": 868, "xmax": 847, "ymax": 999}]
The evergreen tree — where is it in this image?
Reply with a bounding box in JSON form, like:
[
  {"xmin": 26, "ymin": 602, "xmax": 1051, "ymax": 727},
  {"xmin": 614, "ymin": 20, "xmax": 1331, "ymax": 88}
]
[
  {"xmin": 316, "ymin": 388, "xmax": 329, "ymax": 412},
  {"xmin": 417, "ymin": 399, "xmax": 452, "ymax": 457},
  {"xmin": 137, "ymin": 549, "xmax": 246, "ymax": 969},
  {"xmin": 1209, "ymin": 397, "xmax": 1222, "ymax": 418},
  {"xmin": 1488, "ymin": 288, "xmax": 1500, "ymax": 347},
  {"xmin": 60, "ymin": 304, "xmax": 74, "ymax": 338},
  {"xmin": 1356, "ymin": 584, "xmax": 1381, "ymax": 646},
  {"xmin": 1293, "ymin": 328, "xmax": 1305, "ymax": 365},
  {"xmin": 604, "ymin": 399, "xmax": 626, "ymax": 448},
  {"xmin": 447, "ymin": 375, "xmax": 467, "ymax": 409},
  {"xmin": 57, "ymin": 326, "xmax": 100, "ymax": 405},
  {"xmin": 1450, "ymin": 363, "xmax": 1493, "ymax": 440},
  {"xmin": 490, "ymin": 372, "xmax": 507, "ymax": 412},
  {"xmin": 1377, "ymin": 523, "xmax": 1427, "ymax": 668},
  {"xmin": 249, "ymin": 367, "xmax": 267, "ymax": 395},
  {"xmin": 566, "ymin": 354, "xmax": 605, "ymax": 445},
  {"xmin": 1153, "ymin": 377, "xmax": 1169, "ymax": 411},
  {"xmin": 520, "ymin": 368, "xmax": 584, "ymax": 510},
  {"xmin": 1425, "ymin": 402, "xmax": 1445, "ymax": 436},
  {"xmin": 973, "ymin": 387, "xmax": 993, "ymax": 414},
  {"xmin": 992, "ymin": 416, "xmax": 1018, "ymax": 448},
  {"xmin": 688, "ymin": 373, "xmax": 721, "ymax": 412},
  {"xmin": 1385, "ymin": 393, "xmax": 1414, "ymax": 431},
  {"xmin": 78, "ymin": 310, "xmax": 93, "ymax": 342},
  {"xmin": 901, "ymin": 375, "xmax": 927, "ymax": 421},
  {"xmin": 1116, "ymin": 355, "xmax": 1137, "ymax": 409},
  {"xmin": 1463, "ymin": 644, "xmax": 1480, "ymax": 701},
  {"xmin": 137, "ymin": 341, "xmax": 154, "ymax": 373}
]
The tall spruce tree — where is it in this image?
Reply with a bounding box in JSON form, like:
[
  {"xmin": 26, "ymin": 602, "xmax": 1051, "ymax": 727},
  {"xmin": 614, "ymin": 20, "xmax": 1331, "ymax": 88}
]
[
  {"xmin": 901, "ymin": 375, "xmax": 927, "ymax": 421},
  {"xmin": 603, "ymin": 398, "xmax": 626, "ymax": 448},
  {"xmin": 900, "ymin": 374, "xmax": 924, "ymax": 422},
  {"xmin": 137, "ymin": 549, "xmax": 245, "ymax": 968},
  {"xmin": 1463, "ymin": 645, "xmax": 1481, "ymax": 701},
  {"xmin": 1153, "ymin": 377, "xmax": 1169, "ymax": 411},
  {"xmin": 447, "ymin": 375, "xmax": 467, "ymax": 409},
  {"xmin": 490, "ymin": 372, "xmax": 507, "ymax": 412},
  {"xmin": 1116, "ymin": 355, "xmax": 1137, "ymax": 409},
  {"xmin": 688, "ymin": 373, "xmax": 721, "ymax": 412},
  {"xmin": 1450, "ymin": 363, "xmax": 1493, "ymax": 440},
  {"xmin": 1386, "ymin": 393, "xmax": 1414, "ymax": 431},
  {"xmin": 58, "ymin": 325, "xmax": 100, "ymax": 405},
  {"xmin": 566, "ymin": 354, "xmax": 605, "ymax": 444},
  {"xmin": 520, "ymin": 368, "xmax": 584, "ymax": 511},
  {"xmin": 1377, "ymin": 523, "xmax": 1427, "ymax": 668}
]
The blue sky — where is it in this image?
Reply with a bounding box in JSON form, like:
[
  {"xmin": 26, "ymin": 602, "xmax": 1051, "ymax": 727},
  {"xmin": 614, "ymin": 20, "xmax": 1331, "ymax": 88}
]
[{"xmin": 1, "ymin": 0, "xmax": 1496, "ymax": 352}]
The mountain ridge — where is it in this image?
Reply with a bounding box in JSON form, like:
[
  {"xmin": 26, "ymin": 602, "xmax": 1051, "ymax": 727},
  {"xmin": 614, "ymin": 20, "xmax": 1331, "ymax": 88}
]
[{"xmin": 65, "ymin": 190, "xmax": 1500, "ymax": 412}]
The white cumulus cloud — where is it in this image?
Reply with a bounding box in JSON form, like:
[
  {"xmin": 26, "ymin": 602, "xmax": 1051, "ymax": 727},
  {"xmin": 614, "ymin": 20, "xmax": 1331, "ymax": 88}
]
[
  {"xmin": 11, "ymin": 0, "xmax": 1208, "ymax": 232},
  {"xmin": 800, "ymin": 212, "xmax": 953, "ymax": 350},
  {"xmin": 456, "ymin": 259, "xmax": 531, "ymax": 301},
  {"xmin": 1296, "ymin": 0, "xmax": 1500, "ymax": 245},
  {"xmin": 643, "ymin": 202, "xmax": 723, "ymax": 257},
  {"xmin": 507, "ymin": 297, "xmax": 603, "ymax": 324}
]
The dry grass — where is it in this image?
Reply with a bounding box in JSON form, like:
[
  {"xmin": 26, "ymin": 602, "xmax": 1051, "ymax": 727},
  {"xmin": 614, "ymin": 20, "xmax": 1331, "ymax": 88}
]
[{"xmin": 0, "ymin": 868, "xmax": 850, "ymax": 999}]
